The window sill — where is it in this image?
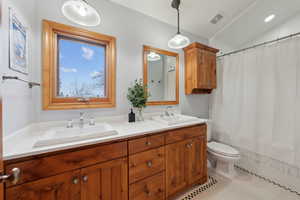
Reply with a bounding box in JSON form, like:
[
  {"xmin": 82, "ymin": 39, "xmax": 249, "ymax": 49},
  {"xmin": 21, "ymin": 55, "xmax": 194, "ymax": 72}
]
[{"xmin": 43, "ymin": 101, "xmax": 116, "ymax": 110}]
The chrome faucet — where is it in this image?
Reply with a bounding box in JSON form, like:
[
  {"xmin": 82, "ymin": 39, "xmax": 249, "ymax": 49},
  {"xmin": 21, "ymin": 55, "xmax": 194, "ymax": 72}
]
[
  {"xmin": 79, "ymin": 112, "xmax": 85, "ymax": 128},
  {"xmin": 164, "ymin": 106, "xmax": 174, "ymax": 117}
]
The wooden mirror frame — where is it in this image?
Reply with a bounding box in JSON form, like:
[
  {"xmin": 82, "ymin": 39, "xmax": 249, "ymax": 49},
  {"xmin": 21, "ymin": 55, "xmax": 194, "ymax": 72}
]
[{"xmin": 143, "ymin": 45, "xmax": 179, "ymax": 106}]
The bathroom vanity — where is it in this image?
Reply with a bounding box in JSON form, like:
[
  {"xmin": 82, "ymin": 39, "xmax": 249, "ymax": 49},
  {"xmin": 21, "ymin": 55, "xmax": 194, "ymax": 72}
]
[{"xmin": 3, "ymin": 119, "xmax": 207, "ymax": 200}]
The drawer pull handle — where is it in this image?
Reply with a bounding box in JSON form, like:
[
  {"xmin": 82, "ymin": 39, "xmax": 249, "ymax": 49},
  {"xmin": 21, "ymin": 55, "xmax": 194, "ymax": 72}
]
[
  {"xmin": 130, "ymin": 163, "xmax": 137, "ymax": 168},
  {"xmin": 0, "ymin": 168, "xmax": 20, "ymax": 185},
  {"xmin": 147, "ymin": 161, "xmax": 153, "ymax": 168},
  {"xmin": 82, "ymin": 175, "xmax": 88, "ymax": 182},
  {"xmin": 72, "ymin": 177, "xmax": 79, "ymax": 185},
  {"xmin": 144, "ymin": 186, "xmax": 151, "ymax": 196},
  {"xmin": 146, "ymin": 191, "xmax": 151, "ymax": 196},
  {"xmin": 146, "ymin": 141, "xmax": 152, "ymax": 146},
  {"xmin": 186, "ymin": 143, "xmax": 193, "ymax": 148}
]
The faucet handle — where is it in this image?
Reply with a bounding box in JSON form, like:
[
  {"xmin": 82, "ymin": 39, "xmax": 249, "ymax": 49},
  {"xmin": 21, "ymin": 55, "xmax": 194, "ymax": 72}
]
[
  {"xmin": 80, "ymin": 112, "xmax": 84, "ymax": 118},
  {"xmin": 89, "ymin": 117, "xmax": 96, "ymax": 126},
  {"xmin": 67, "ymin": 119, "xmax": 74, "ymax": 128}
]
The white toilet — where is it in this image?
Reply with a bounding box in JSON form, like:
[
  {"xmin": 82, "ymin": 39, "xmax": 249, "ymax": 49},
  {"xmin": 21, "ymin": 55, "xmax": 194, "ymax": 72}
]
[{"xmin": 206, "ymin": 122, "xmax": 240, "ymax": 178}]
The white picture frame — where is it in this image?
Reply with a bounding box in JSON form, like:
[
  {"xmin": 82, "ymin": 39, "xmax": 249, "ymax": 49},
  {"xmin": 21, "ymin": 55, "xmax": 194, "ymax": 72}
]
[{"xmin": 9, "ymin": 8, "xmax": 28, "ymax": 75}]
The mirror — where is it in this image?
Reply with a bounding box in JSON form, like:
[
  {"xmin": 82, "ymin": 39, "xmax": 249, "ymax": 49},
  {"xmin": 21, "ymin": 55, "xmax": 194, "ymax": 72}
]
[{"xmin": 143, "ymin": 45, "xmax": 179, "ymax": 105}]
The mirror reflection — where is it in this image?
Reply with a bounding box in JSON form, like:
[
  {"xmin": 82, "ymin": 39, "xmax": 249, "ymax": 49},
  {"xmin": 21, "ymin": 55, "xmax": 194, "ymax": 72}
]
[{"xmin": 143, "ymin": 46, "xmax": 178, "ymax": 105}]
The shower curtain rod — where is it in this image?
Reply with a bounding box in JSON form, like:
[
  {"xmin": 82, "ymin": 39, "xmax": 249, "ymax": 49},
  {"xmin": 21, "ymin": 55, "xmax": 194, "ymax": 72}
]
[{"xmin": 217, "ymin": 31, "xmax": 300, "ymax": 58}]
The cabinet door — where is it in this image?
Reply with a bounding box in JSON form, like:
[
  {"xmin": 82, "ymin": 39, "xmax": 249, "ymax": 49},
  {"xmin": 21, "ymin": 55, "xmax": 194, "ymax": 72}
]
[
  {"xmin": 81, "ymin": 158, "xmax": 128, "ymax": 200},
  {"xmin": 165, "ymin": 140, "xmax": 188, "ymax": 197},
  {"xmin": 129, "ymin": 172, "xmax": 165, "ymax": 200},
  {"xmin": 186, "ymin": 136, "xmax": 207, "ymax": 185},
  {"xmin": 6, "ymin": 170, "xmax": 81, "ymax": 200},
  {"xmin": 197, "ymin": 50, "xmax": 217, "ymax": 89}
]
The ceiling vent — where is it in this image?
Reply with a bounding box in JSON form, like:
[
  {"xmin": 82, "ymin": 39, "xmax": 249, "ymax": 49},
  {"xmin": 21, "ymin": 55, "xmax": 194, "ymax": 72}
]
[{"xmin": 210, "ymin": 14, "xmax": 223, "ymax": 24}]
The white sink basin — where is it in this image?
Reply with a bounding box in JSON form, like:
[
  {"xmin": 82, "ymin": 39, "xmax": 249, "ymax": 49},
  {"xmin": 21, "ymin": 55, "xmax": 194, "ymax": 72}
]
[
  {"xmin": 152, "ymin": 114, "xmax": 199, "ymax": 126},
  {"xmin": 34, "ymin": 123, "xmax": 118, "ymax": 148}
]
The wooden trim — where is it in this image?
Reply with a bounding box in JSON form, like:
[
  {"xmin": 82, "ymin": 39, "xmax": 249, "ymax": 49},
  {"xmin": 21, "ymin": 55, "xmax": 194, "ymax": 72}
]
[
  {"xmin": 42, "ymin": 20, "xmax": 116, "ymax": 110},
  {"xmin": 183, "ymin": 42, "xmax": 219, "ymax": 53},
  {"xmin": 143, "ymin": 45, "xmax": 179, "ymax": 106}
]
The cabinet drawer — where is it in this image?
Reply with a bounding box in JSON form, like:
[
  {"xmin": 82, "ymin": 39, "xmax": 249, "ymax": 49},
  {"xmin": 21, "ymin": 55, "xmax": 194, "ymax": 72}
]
[
  {"xmin": 165, "ymin": 125, "xmax": 206, "ymax": 144},
  {"xmin": 129, "ymin": 134, "xmax": 165, "ymax": 155},
  {"xmin": 129, "ymin": 147, "xmax": 165, "ymax": 184},
  {"xmin": 6, "ymin": 170, "xmax": 81, "ymax": 200},
  {"xmin": 129, "ymin": 172, "xmax": 165, "ymax": 200},
  {"xmin": 5, "ymin": 141, "xmax": 127, "ymax": 187}
]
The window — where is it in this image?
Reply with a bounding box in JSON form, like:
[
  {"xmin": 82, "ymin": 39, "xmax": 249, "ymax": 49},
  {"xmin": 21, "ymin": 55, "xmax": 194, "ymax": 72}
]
[
  {"xmin": 57, "ymin": 36, "xmax": 106, "ymax": 98},
  {"xmin": 42, "ymin": 20, "xmax": 116, "ymax": 110}
]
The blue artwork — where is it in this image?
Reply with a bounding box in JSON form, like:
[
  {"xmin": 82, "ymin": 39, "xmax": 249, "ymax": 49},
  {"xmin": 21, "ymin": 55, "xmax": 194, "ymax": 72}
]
[{"xmin": 9, "ymin": 8, "xmax": 28, "ymax": 74}]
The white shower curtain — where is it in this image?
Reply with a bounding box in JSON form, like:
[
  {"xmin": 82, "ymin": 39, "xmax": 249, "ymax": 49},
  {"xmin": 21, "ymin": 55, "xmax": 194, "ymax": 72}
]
[{"xmin": 211, "ymin": 36, "xmax": 300, "ymax": 168}]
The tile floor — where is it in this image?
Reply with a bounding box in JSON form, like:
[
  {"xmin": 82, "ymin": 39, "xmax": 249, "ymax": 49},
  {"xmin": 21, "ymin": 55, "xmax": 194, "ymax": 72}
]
[{"xmin": 176, "ymin": 168, "xmax": 300, "ymax": 200}]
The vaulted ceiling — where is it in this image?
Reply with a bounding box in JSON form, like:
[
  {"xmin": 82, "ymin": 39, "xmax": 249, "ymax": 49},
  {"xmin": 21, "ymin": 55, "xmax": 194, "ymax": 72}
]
[
  {"xmin": 109, "ymin": 0, "xmax": 300, "ymax": 48},
  {"xmin": 109, "ymin": 0, "xmax": 256, "ymax": 39}
]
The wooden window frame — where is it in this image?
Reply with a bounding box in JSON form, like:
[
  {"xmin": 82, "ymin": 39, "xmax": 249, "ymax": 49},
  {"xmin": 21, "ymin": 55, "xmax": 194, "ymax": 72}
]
[
  {"xmin": 143, "ymin": 45, "xmax": 179, "ymax": 106},
  {"xmin": 42, "ymin": 20, "xmax": 116, "ymax": 110}
]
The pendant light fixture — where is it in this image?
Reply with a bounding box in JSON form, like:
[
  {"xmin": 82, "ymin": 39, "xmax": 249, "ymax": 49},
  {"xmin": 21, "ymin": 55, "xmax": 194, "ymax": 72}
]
[
  {"xmin": 62, "ymin": 0, "xmax": 101, "ymax": 27},
  {"xmin": 168, "ymin": 0, "xmax": 190, "ymax": 49}
]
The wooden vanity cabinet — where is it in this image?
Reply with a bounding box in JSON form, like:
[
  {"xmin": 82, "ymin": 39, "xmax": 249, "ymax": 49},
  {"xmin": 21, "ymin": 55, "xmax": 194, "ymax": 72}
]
[
  {"xmin": 81, "ymin": 158, "xmax": 128, "ymax": 200},
  {"xmin": 6, "ymin": 170, "xmax": 81, "ymax": 200},
  {"xmin": 4, "ymin": 124, "xmax": 207, "ymax": 200},
  {"xmin": 6, "ymin": 158, "xmax": 128, "ymax": 200},
  {"xmin": 186, "ymin": 136, "xmax": 207, "ymax": 185},
  {"xmin": 5, "ymin": 142, "xmax": 128, "ymax": 200},
  {"xmin": 165, "ymin": 140, "xmax": 188, "ymax": 196},
  {"xmin": 165, "ymin": 126, "xmax": 207, "ymax": 198},
  {"xmin": 184, "ymin": 42, "xmax": 219, "ymax": 94}
]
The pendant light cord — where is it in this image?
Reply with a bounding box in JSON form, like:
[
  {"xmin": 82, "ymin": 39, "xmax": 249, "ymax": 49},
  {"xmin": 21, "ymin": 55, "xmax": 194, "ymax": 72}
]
[{"xmin": 177, "ymin": 8, "xmax": 180, "ymax": 34}]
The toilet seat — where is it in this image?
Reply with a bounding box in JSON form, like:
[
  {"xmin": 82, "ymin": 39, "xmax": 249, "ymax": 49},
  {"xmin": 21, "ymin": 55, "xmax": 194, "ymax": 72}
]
[{"xmin": 208, "ymin": 142, "xmax": 240, "ymax": 157}]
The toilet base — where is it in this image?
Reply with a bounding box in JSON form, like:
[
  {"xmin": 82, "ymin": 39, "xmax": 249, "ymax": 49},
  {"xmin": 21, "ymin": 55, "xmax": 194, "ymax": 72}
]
[
  {"xmin": 215, "ymin": 160, "xmax": 237, "ymax": 179},
  {"xmin": 208, "ymin": 151, "xmax": 240, "ymax": 179}
]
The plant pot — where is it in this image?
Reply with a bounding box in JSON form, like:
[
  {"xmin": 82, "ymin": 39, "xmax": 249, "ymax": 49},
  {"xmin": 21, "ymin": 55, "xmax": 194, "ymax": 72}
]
[{"xmin": 136, "ymin": 107, "xmax": 144, "ymax": 121}]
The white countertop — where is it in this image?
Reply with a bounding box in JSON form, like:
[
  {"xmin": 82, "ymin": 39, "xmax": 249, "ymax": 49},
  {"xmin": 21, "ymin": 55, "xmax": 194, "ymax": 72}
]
[{"xmin": 4, "ymin": 114, "xmax": 207, "ymax": 160}]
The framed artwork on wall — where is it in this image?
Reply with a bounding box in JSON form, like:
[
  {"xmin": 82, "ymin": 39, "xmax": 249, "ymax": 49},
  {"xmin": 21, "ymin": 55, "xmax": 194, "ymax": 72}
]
[{"xmin": 9, "ymin": 8, "xmax": 28, "ymax": 74}]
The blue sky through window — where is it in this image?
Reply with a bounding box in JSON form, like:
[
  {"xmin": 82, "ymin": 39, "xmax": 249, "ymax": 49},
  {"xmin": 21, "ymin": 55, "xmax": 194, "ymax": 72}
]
[{"xmin": 57, "ymin": 37, "xmax": 106, "ymax": 98}]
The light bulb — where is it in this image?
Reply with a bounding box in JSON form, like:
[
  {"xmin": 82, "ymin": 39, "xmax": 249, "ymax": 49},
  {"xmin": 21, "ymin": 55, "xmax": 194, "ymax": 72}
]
[
  {"xmin": 168, "ymin": 34, "xmax": 190, "ymax": 49},
  {"xmin": 76, "ymin": 4, "xmax": 88, "ymax": 16},
  {"xmin": 264, "ymin": 14, "xmax": 275, "ymax": 23}
]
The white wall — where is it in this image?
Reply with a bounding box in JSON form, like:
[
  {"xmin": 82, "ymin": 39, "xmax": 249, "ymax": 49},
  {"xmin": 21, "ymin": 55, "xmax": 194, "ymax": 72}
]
[
  {"xmin": 33, "ymin": 0, "xmax": 210, "ymax": 124},
  {"xmin": 1, "ymin": 0, "xmax": 37, "ymax": 135},
  {"xmin": 2, "ymin": 0, "xmax": 210, "ymax": 135}
]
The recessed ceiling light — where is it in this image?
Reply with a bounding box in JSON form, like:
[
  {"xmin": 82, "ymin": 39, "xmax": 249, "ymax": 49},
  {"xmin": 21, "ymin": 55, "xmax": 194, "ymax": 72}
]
[{"xmin": 264, "ymin": 14, "xmax": 275, "ymax": 23}]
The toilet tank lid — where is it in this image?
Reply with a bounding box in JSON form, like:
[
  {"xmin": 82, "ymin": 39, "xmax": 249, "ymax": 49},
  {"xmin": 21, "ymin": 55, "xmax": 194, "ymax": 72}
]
[{"xmin": 208, "ymin": 142, "xmax": 240, "ymax": 157}]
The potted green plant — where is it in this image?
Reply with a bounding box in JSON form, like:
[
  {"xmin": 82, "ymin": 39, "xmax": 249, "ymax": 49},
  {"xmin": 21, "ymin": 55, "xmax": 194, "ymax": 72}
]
[{"xmin": 127, "ymin": 79, "xmax": 150, "ymax": 121}]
